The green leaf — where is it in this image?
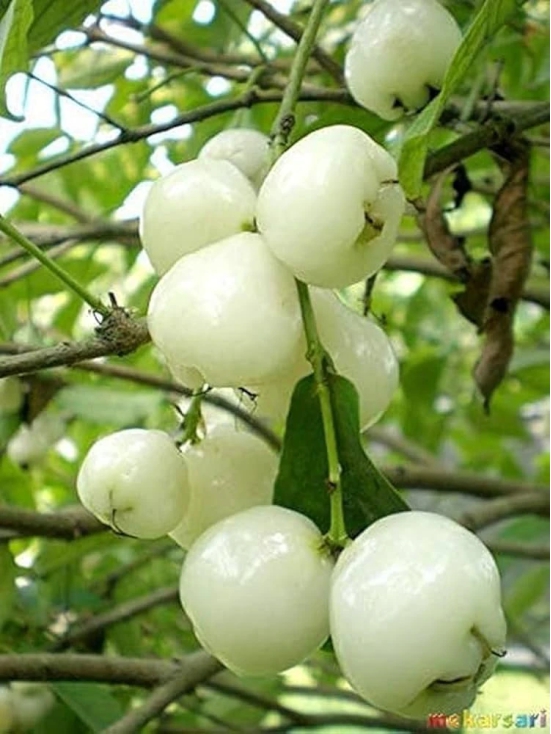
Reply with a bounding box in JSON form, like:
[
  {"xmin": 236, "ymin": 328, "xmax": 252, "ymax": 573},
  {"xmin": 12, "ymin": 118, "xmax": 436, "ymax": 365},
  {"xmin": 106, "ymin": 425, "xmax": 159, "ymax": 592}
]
[
  {"xmin": 57, "ymin": 47, "xmax": 134, "ymax": 89},
  {"xmin": 0, "ymin": 0, "xmax": 33, "ymax": 120},
  {"xmin": 56, "ymin": 384, "xmax": 164, "ymax": 425},
  {"xmin": 274, "ymin": 374, "xmax": 409, "ymax": 538},
  {"xmin": 51, "ymin": 682, "xmax": 124, "ymax": 732},
  {"xmin": 27, "ymin": 0, "xmax": 104, "ymax": 52},
  {"xmin": 399, "ymin": 0, "xmax": 518, "ymax": 196},
  {"xmin": 0, "ymin": 545, "xmax": 16, "ymax": 630}
]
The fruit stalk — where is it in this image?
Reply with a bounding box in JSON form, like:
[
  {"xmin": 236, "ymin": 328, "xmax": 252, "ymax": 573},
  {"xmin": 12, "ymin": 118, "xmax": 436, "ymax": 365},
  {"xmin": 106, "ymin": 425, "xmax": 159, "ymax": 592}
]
[
  {"xmin": 296, "ymin": 280, "xmax": 347, "ymax": 547},
  {"xmin": 0, "ymin": 213, "xmax": 109, "ymax": 316},
  {"xmin": 269, "ymin": 0, "xmax": 331, "ymax": 157},
  {"xmin": 268, "ymin": 0, "xmax": 347, "ymax": 546}
]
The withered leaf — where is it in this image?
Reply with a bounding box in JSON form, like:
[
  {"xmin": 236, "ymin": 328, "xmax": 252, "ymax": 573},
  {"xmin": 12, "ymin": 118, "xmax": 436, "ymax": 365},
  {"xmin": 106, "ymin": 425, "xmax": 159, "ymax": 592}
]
[
  {"xmin": 475, "ymin": 139, "xmax": 533, "ymax": 410},
  {"xmin": 419, "ymin": 168, "xmax": 472, "ymax": 282}
]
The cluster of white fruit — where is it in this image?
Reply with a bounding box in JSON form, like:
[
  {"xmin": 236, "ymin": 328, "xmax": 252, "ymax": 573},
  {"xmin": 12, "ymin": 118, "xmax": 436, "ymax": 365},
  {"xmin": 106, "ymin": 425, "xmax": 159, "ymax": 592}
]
[
  {"xmin": 0, "ymin": 682, "xmax": 55, "ymax": 733},
  {"xmin": 144, "ymin": 122, "xmax": 403, "ymax": 425},
  {"xmin": 73, "ymin": 1, "xmax": 505, "ymax": 719},
  {"xmin": 345, "ymin": 0, "xmax": 462, "ymax": 119}
]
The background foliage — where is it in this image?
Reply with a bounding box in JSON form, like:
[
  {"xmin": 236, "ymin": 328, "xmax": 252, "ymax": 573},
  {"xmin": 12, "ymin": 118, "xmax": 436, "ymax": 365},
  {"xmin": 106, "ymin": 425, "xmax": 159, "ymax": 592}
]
[{"xmin": 0, "ymin": 0, "xmax": 548, "ymax": 731}]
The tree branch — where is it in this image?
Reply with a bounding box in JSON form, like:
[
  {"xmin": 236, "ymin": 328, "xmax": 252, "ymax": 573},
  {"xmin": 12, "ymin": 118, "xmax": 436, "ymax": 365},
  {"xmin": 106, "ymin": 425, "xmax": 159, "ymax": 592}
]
[
  {"xmin": 424, "ymin": 102, "xmax": 550, "ymax": 179},
  {"xmin": 385, "ymin": 464, "xmax": 549, "ymax": 503},
  {"xmin": 0, "ymin": 87, "xmax": 350, "ymax": 189},
  {"xmin": 51, "ymin": 586, "xmax": 181, "ymax": 652},
  {"xmin": 0, "ymin": 652, "xmax": 206, "ymax": 688},
  {"xmin": 0, "ymin": 312, "xmax": 150, "ymax": 378},
  {"xmin": 461, "ymin": 492, "xmax": 550, "ymax": 530},
  {"xmin": 239, "ymin": 0, "xmax": 343, "ymax": 82},
  {"xmin": 0, "ymin": 505, "xmax": 103, "ymax": 540},
  {"xmin": 104, "ymin": 654, "xmax": 222, "ymax": 734},
  {"xmin": 486, "ymin": 540, "xmax": 549, "ymax": 560}
]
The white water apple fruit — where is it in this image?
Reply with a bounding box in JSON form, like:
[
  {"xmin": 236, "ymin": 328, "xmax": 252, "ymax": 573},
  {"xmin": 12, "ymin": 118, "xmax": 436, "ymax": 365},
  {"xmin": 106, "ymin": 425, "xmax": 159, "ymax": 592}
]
[
  {"xmin": 170, "ymin": 425, "xmax": 278, "ymax": 549},
  {"xmin": 330, "ymin": 511, "xmax": 506, "ymax": 718},
  {"xmin": 77, "ymin": 429, "xmax": 190, "ymax": 539},
  {"xmin": 147, "ymin": 232, "xmax": 303, "ymax": 387},
  {"xmin": 139, "ymin": 158, "xmax": 256, "ymax": 275},
  {"xmin": 256, "ymin": 124, "xmax": 405, "ymax": 288},
  {"xmin": 345, "ymin": 0, "xmax": 462, "ymax": 120},
  {"xmin": 241, "ymin": 289, "xmax": 399, "ymax": 429},
  {"xmin": 199, "ymin": 128, "xmax": 270, "ymax": 188},
  {"xmin": 180, "ymin": 505, "xmax": 334, "ymax": 676}
]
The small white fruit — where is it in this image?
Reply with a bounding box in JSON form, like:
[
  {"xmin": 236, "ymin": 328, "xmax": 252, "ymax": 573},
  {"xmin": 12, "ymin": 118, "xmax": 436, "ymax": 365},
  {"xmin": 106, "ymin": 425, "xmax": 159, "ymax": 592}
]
[
  {"xmin": 198, "ymin": 128, "xmax": 270, "ymax": 188},
  {"xmin": 170, "ymin": 425, "xmax": 278, "ymax": 549},
  {"xmin": 256, "ymin": 125, "xmax": 405, "ymax": 288},
  {"xmin": 330, "ymin": 511, "xmax": 506, "ymax": 718},
  {"xmin": 10, "ymin": 682, "xmax": 55, "ymax": 731},
  {"xmin": 242, "ymin": 289, "xmax": 399, "ymax": 429},
  {"xmin": 0, "ymin": 377, "xmax": 22, "ymax": 414},
  {"xmin": 76, "ymin": 429, "xmax": 190, "ymax": 539},
  {"xmin": 7, "ymin": 412, "xmax": 66, "ymax": 467},
  {"xmin": 180, "ymin": 505, "xmax": 334, "ymax": 676},
  {"xmin": 139, "ymin": 158, "xmax": 256, "ymax": 275},
  {"xmin": 345, "ymin": 0, "xmax": 462, "ymax": 120},
  {"xmin": 147, "ymin": 232, "xmax": 303, "ymax": 388}
]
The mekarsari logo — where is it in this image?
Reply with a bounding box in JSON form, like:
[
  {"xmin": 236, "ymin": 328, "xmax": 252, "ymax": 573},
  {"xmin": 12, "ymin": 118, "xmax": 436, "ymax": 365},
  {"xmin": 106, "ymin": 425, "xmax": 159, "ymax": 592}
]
[{"xmin": 427, "ymin": 709, "xmax": 548, "ymax": 729}]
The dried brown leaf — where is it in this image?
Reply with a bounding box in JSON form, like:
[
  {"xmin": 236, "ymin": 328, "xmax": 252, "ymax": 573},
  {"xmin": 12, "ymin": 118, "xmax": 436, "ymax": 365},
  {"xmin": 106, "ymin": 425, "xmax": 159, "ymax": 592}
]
[
  {"xmin": 475, "ymin": 140, "xmax": 533, "ymax": 410},
  {"xmin": 419, "ymin": 168, "xmax": 472, "ymax": 281}
]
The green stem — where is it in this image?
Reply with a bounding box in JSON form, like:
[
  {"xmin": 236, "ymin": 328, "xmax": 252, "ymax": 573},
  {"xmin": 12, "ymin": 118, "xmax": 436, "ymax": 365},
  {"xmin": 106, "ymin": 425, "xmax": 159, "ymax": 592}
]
[
  {"xmin": 296, "ymin": 282, "xmax": 347, "ymax": 546},
  {"xmin": 269, "ymin": 0, "xmax": 331, "ymax": 158},
  {"xmin": 180, "ymin": 388, "xmax": 206, "ymax": 445},
  {"xmin": 0, "ymin": 214, "xmax": 109, "ymax": 317},
  {"xmin": 266, "ymin": 0, "xmax": 347, "ymax": 545}
]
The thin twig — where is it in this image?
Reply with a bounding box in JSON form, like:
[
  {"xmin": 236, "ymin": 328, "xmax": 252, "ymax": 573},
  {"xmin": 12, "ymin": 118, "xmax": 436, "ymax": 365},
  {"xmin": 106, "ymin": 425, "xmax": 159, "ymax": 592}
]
[{"xmin": 104, "ymin": 654, "xmax": 222, "ymax": 734}]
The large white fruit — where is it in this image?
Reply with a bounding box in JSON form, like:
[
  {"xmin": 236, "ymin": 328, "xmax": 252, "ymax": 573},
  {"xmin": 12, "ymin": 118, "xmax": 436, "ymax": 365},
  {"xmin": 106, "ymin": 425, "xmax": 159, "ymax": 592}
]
[
  {"xmin": 180, "ymin": 505, "xmax": 334, "ymax": 676},
  {"xmin": 345, "ymin": 0, "xmax": 462, "ymax": 120},
  {"xmin": 139, "ymin": 158, "xmax": 256, "ymax": 275},
  {"xmin": 76, "ymin": 429, "xmax": 190, "ymax": 539},
  {"xmin": 198, "ymin": 128, "xmax": 270, "ymax": 189},
  {"xmin": 330, "ymin": 511, "xmax": 506, "ymax": 718},
  {"xmin": 169, "ymin": 425, "xmax": 278, "ymax": 549},
  {"xmin": 242, "ymin": 289, "xmax": 399, "ymax": 429},
  {"xmin": 147, "ymin": 232, "xmax": 303, "ymax": 388},
  {"xmin": 256, "ymin": 125, "xmax": 405, "ymax": 288}
]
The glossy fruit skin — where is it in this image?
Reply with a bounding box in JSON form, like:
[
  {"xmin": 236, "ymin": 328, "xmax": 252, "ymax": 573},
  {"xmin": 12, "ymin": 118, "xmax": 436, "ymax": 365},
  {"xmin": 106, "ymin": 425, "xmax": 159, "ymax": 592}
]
[
  {"xmin": 180, "ymin": 505, "xmax": 334, "ymax": 676},
  {"xmin": 139, "ymin": 158, "xmax": 256, "ymax": 275},
  {"xmin": 147, "ymin": 232, "xmax": 303, "ymax": 388},
  {"xmin": 242, "ymin": 289, "xmax": 399, "ymax": 429},
  {"xmin": 256, "ymin": 125, "xmax": 405, "ymax": 288},
  {"xmin": 169, "ymin": 425, "xmax": 278, "ymax": 549},
  {"xmin": 198, "ymin": 128, "xmax": 270, "ymax": 188},
  {"xmin": 77, "ymin": 429, "xmax": 189, "ymax": 539},
  {"xmin": 330, "ymin": 511, "xmax": 506, "ymax": 718},
  {"xmin": 345, "ymin": 0, "xmax": 462, "ymax": 120}
]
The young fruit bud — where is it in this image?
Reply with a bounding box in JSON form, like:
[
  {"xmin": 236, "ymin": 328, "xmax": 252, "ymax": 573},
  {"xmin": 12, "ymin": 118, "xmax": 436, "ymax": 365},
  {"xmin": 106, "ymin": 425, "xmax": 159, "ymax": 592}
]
[
  {"xmin": 345, "ymin": 0, "xmax": 462, "ymax": 120},
  {"xmin": 147, "ymin": 232, "xmax": 303, "ymax": 388},
  {"xmin": 256, "ymin": 125, "xmax": 405, "ymax": 288},
  {"xmin": 77, "ymin": 429, "xmax": 190, "ymax": 539},
  {"xmin": 198, "ymin": 128, "xmax": 270, "ymax": 188},
  {"xmin": 7, "ymin": 412, "xmax": 66, "ymax": 467},
  {"xmin": 180, "ymin": 505, "xmax": 334, "ymax": 676},
  {"xmin": 169, "ymin": 425, "xmax": 278, "ymax": 549},
  {"xmin": 242, "ymin": 289, "xmax": 399, "ymax": 429},
  {"xmin": 139, "ymin": 158, "xmax": 256, "ymax": 275},
  {"xmin": 330, "ymin": 511, "xmax": 506, "ymax": 718}
]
